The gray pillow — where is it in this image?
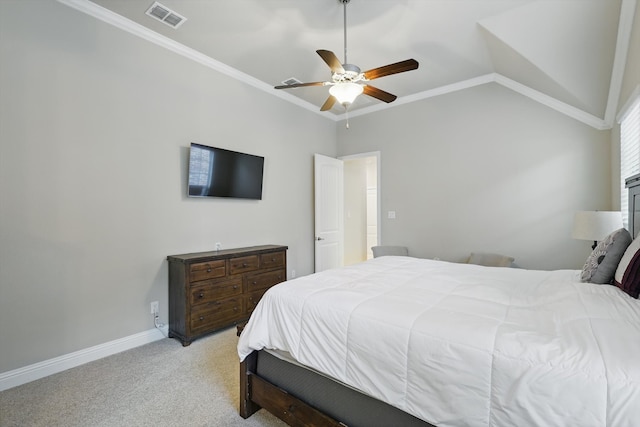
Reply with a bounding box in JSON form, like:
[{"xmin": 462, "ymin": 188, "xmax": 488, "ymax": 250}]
[
  {"xmin": 467, "ymin": 252, "xmax": 514, "ymax": 267},
  {"xmin": 581, "ymin": 228, "xmax": 632, "ymax": 284}
]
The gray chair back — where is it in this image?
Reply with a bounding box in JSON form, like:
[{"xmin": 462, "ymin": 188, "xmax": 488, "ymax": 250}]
[{"xmin": 371, "ymin": 245, "xmax": 409, "ymax": 258}]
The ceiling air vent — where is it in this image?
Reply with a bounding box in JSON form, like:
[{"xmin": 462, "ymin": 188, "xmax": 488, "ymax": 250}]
[
  {"xmin": 145, "ymin": 1, "xmax": 187, "ymax": 29},
  {"xmin": 282, "ymin": 77, "xmax": 303, "ymax": 86}
]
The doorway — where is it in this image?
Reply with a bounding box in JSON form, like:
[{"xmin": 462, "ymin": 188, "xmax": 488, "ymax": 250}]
[{"xmin": 341, "ymin": 152, "xmax": 380, "ymax": 265}]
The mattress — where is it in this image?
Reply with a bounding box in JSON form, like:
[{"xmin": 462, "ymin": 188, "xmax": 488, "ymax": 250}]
[{"xmin": 238, "ymin": 256, "xmax": 640, "ymax": 426}]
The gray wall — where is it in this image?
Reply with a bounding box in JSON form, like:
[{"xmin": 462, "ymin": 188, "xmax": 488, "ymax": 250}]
[
  {"xmin": 340, "ymin": 4, "xmax": 640, "ymax": 270},
  {"xmin": 0, "ymin": 1, "xmax": 335, "ymax": 373},
  {"xmin": 337, "ymin": 84, "xmax": 612, "ymax": 270},
  {"xmin": 619, "ymin": 4, "xmax": 640, "ymax": 106},
  {"xmin": 1, "ymin": 0, "xmax": 638, "ymax": 376},
  {"xmin": 612, "ymin": 4, "xmax": 640, "ymax": 211}
]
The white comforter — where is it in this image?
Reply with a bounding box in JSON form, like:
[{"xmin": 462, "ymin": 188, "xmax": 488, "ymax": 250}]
[{"xmin": 237, "ymin": 256, "xmax": 640, "ymax": 427}]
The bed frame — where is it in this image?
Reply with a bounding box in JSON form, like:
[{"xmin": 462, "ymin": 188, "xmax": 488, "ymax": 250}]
[
  {"xmin": 239, "ymin": 349, "xmax": 435, "ymax": 427},
  {"xmin": 238, "ymin": 180, "xmax": 640, "ymax": 426}
]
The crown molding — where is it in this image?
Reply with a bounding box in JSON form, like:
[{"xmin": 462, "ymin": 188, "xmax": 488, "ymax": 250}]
[
  {"xmin": 493, "ymin": 74, "xmax": 609, "ymax": 130},
  {"xmin": 56, "ymin": 0, "xmax": 326, "ymax": 117},
  {"xmin": 343, "ymin": 73, "xmax": 610, "ymax": 130},
  {"xmin": 605, "ymin": 0, "xmax": 637, "ymax": 127},
  {"xmin": 343, "ymin": 74, "xmax": 496, "ymax": 120},
  {"xmin": 57, "ymin": 0, "xmax": 624, "ymax": 130}
]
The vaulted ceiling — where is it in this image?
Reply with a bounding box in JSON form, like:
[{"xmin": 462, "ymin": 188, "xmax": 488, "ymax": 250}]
[{"xmin": 61, "ymin": 0, "xmax": 636, "ymax": 129}]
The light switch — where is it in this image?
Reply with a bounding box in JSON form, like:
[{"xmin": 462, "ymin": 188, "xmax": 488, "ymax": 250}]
[{"xmin": 388, "ymin": 211, "xmax": 396, "ymax": 219}]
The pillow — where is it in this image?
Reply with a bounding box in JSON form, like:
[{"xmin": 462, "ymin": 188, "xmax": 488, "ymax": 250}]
[
  {"xmin": 467, "ymin": 252, "xmax": 514, "ymax": 267},
  {"xmin": 614, "ymin": 234, "xmax": 640, "ymax": 298},
  {"xmin": 580, "ymin": 228, "xmax": 632, "ymax": 284}
]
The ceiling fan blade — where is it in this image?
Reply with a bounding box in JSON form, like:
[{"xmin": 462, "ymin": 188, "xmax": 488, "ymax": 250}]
[
  {"xmin": 363, "ymin": 59, "xmax": 419, "ymax": 80},
  {"xmin": 317, "ymin": 50, "xmax": 345, "ymax": 74},
  {"xmin": 363, "ymin": 85, "xmax": 397, "ymax": 103},
  {"xmin": 274, "ymin": 82, "xmax": 327, "ymax": 89},
  {"xmin": 320, "ymin": 95, "xmax": 337, "ymax": 111}
]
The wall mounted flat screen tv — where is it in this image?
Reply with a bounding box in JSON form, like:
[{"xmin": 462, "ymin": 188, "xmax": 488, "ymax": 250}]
[{"xmin": 188, "ymin": 143, "xmax": 264, "ymax": 200}]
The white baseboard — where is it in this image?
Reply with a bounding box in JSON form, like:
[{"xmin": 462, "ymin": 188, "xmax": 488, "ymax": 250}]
[{"xmin": 0, "ymin": 326, "xmax": 169, "ymax": 392}]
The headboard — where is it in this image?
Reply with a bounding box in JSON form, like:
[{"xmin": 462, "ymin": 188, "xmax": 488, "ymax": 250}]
[{"xmin": 626, "ymin": 173, "xmax": 640, "ymax": 238}]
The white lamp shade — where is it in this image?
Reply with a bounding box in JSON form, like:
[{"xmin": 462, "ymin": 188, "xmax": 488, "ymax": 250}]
[
  {"xmin": 571, "ymin": 211, "xmax": 623, "ymax": 241},
  {"xmin": 329, "ymin": 82, "xmax": 363, "ymax": 105}
]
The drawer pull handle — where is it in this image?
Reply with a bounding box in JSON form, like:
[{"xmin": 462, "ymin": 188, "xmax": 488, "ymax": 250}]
[
  {"xmin": 199, "ymin": 316, "xmax": 204, "ymax": 321},
  {"xmin": 233, "ymin": 307, "xmax": 238, "ymax": 311},
  {"xmin": 242, "ymin": 263, "xmax": 248, "ymax": 268},
  {"xmin": 198, "ymin": 293, "xmax": 204, "ymax": 299},
  {"xmin": 233, "ymin": 285, "xmax": 238, "ymax": 289},
  {"xmin": 252, "ymin": 281, "xmax": 257, "ymax": 285},
  {"xmin": 271, "ymin": 257, "xmax": 276, "ymax": 262}
]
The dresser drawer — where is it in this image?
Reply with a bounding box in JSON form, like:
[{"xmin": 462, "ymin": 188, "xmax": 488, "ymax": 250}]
[
  {"xmin": 230, "ymin": 255, "xmax": 259, "ymax": 275},
  {"xmin": 168, "ymin": 245, "xmax": 288, "ymax": 346},
  {"xmin": 189, "ymin": 260, "xmax": 226, "ymax": 282},
  {"xmin": 260, "ymin": 251, "xmax": 285, "ymax": 269},
  {"xmin": 190, "ymin": 296, "xmax": 243, "ymax": 333},
  {"xmin": 246, "ymin": 269, "xmax": 286, "ymax": 293},
  {"xmin": 189, "ymin": 277, "xmax": 242, "ymax": 306},
  {"xmin": 245, "ymin": 289, "xmax": 269, "ymax": 315}
]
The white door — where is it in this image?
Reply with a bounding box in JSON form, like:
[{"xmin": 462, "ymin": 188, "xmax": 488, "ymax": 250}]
[
  {"xmin": 366, "ymin": 186, "xmax": 378, "ymax": 259},
  {"xmin": 314, "ymin": 154, "xmax": 344, "ymax": 272}
]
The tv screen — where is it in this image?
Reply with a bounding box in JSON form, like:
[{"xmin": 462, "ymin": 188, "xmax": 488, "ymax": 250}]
[{"xmin": 188, "ymin": 143, "xmax": 264, "ymax": 200}]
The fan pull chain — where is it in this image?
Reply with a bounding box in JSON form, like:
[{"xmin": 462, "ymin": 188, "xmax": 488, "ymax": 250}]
[{"xmin": 345, "ymin": 108, "xmax": 350, "ymax": 129}]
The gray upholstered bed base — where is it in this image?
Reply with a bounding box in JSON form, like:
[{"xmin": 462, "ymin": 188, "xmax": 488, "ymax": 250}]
[{"xmin": 249, "ymin": 350, "xmax": 436, "ymax": 427}]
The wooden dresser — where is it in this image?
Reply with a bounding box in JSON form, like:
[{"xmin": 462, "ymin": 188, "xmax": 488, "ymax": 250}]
[{"xmin": 167, "ymin": 245, "xmax": 287, "ymax": 346}]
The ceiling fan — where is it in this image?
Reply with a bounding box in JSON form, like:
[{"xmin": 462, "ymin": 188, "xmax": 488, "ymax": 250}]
[{"xmin": 274, "ymin": 0, "xmax": 419, "ymax": 113}]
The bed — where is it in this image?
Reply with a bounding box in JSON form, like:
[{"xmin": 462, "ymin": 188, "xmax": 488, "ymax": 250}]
[{"xmin": 238, "ymin": 250, "xmax": 640, "ymax": 426}]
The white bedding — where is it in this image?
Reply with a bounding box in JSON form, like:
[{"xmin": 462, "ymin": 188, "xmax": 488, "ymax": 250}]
[{"xmin": 237, "ymin": 256, "xmax": 640, "ymax": 426}]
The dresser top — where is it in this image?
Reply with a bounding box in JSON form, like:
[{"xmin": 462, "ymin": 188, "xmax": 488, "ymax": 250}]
[{"xmin": 167, "ymin": 244, "xmax": 287, "ymax": 264}]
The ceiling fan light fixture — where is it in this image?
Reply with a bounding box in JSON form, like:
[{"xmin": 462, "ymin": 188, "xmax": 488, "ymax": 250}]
[
  {"xmin": 329, "ymin": 82, "xmax": 363, "ymax": 106},
  {"xmin": 273, "ymin": 0, "xmax": 418, "ymax": 118}
]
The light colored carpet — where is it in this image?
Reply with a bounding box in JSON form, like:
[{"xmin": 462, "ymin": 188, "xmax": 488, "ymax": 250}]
[{"xmin": 0, "ymin": 327, "xmax": 287, "ymax": 427}]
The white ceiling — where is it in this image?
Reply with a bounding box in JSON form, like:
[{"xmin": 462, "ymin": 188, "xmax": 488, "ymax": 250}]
[{"xmin": 61, "ymin": 0, "xmax": 635, "ymax": 128}]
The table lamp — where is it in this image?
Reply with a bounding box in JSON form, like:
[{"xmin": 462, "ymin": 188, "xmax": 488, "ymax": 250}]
[{"xmin": 572, "ymin": 211, "xmax": 623, "ymax": 249}]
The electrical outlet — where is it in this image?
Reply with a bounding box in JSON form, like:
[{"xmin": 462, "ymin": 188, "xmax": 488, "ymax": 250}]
[
  {"xmin": 291, "ymin": 270, "xmax": 296, "ymax": 278},
  {"xmin": 215, "ymin": 242, "xmax": 222, "ymax": 251},
  {"xmin": 150, "ymin": 301, "xmax": 159, "ymax": 315}
]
